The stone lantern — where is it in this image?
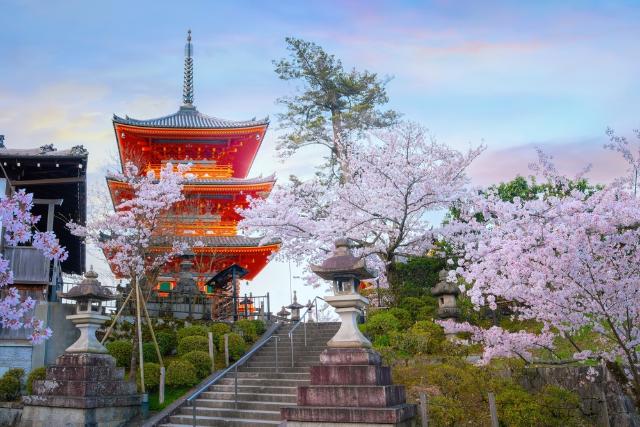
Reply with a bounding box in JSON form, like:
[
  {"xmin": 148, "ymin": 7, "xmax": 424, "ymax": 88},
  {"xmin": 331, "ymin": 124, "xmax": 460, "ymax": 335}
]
[
  {"xmin": 431, "ymin": 270, "xmax": 460, "ymax": 319},
  {"xmin": 277, "ymin": 305, "xmax": 291, "ymax": 320},
  {"xmin": 310, "ymin": 238, "xmax": 373, "ymax": 348},
  {"xmin": 281, "ymin": 239, "xmax": 416, "ymax": 426},
  {"xmin": 171, "ymin": 249, "xmax": 202, "ymax": 319},
  {"xmin": 61, "ymin": 268, "xmax": 114, "ymax": 353},
  {"xmin": 306, "ymin": 299, "xmax": 315, "ymax": 323},
  {"xmin": 286, "ymin": 290, "xmax": 305, "ymax": 322},
  {"xmin": 22, "ymin": 269, "xmax": 141, "ymax": 427}
]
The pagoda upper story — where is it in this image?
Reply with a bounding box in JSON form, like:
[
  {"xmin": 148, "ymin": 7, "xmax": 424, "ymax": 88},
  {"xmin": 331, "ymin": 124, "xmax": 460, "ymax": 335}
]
[
  {"xmin": 105, "ymin": 31, "xmax": 279, "ymax": 282},
  {"xmin": 111, "ymin": 30, "xmax": 270, "ymax": 181}
]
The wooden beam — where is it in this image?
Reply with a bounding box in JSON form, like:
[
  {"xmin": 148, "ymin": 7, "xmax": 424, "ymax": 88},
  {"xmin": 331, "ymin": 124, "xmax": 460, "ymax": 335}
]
[{"xmin": 12, "ymin": 176, "xmax": 86, "ymax": 186}]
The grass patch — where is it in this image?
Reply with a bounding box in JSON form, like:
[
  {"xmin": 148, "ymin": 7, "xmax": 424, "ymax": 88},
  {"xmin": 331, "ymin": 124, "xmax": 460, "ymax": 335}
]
[{"xmin": 149, "ymin": 386, "xmax": 190, "ymax": 411}]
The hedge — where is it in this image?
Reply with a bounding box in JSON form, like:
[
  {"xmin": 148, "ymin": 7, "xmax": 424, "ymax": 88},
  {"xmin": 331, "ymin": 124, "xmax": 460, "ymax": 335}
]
[
  {"xmin": 166, "ymin": 360, "xmax": 198, "ymax": 387},
  {"xmin": 156, "ymin": 331, "xmax": 177, "ymax": 356},
  {"xmin": 182, "ymin": 351, "xmax": 212, "ymax": 379},
  {"xmin": 106, "ymin": 340, "xmax": 133, "ymax": 367},
  {"xmin": 177, "ymin": 335, "xmax": 209, "ymax": 356},
  {"xmin": 176, "ymin": 325, "xmax": 208, "ymax": 342},
  {"xmin": 138, "ymin": 362, "xmax": 161, "ymax": 391},
  {"xmin": 218, "ymin": 333, "xmax": 246, "ymax": 361},
  {"xmin": 26, "ymin": 367, "xmax": 46, "ymax": 395}
]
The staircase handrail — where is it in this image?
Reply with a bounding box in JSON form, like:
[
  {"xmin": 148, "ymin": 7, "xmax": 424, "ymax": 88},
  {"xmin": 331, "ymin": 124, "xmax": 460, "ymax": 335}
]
[
  {"xmin": 184, "ymin": 321, "xmax": 282, "ymax": 426},
  {"xmin": 287, "ymin": 295, "xmax": 327, "ymax": 367}
]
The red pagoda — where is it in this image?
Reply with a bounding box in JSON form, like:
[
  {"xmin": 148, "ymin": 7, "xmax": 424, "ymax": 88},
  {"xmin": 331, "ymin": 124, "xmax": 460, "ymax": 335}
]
[{"xmin": 106, "ymin": 31, "xmax": 278, "ymax": 318}]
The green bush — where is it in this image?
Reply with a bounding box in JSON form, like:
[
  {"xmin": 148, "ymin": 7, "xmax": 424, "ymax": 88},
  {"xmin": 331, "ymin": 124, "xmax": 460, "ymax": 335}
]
[
  {"xmin": 166, "ymin": 360, "xmax": 198, "ymax": 387},
  {"xmin": 106, "ymin": 340, "xmax": 133, "ymax": 367},
  {"xmin": 0, "ymin": 375, "xmax": 20, "ymax": 401},
  {"xmin": 177, "ymin": 335, "xmax": 209, "ymax": 356},
  {"xmin": 143, "ymin": 342, "xmax": 159, "ymax": 363},
  {"xmin": 218, "ymin": 333, "xmax": 246, "ymax": 361},
  {"xmin": 361, "ymin": 311, "xmax": 401, "ymax": 339},
  {"xmin": 156, "ymin": 331, "xmax": 177, "ymax": 356},
  {"xmin": 137, "ymin": 362, "xmax": 161, "ymax": 391},
  {"xmin": 209, "ymin": 322, "xmax": 231, "ymax": 346},
  {"xmin": 387, "ymin": 308, "xmax": 413, "ymax": 329},
  {"xmin": 176, "ymin": 325, "xmax": 208, "ymax": 342},
  {"xmin": 235, "ymin": 319, "xmax": 258, "ymax": 343},
  {"xmin": 26, "ymin": 367, "xmax": 46, "ymax": 395},
  {"xmin": 182, "ymin": 351, "xmax": 212, "ymax": 379},
  {"xmin": 4, "ymin": 368, "xmax": 24, "ymax": 382},
  {"xmin": 251, "ymin": 320, "xmax": 266, "ymax": 336}
]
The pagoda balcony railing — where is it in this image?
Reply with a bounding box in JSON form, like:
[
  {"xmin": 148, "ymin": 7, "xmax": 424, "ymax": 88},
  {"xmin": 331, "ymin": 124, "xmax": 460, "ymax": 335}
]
[
  {"xmin": 145, "ymin": 162, "xmax": 233, "ymax": 179},
  {"xmin": 4, "ymin": 247, "xmax": 50, "ymax": 285}
]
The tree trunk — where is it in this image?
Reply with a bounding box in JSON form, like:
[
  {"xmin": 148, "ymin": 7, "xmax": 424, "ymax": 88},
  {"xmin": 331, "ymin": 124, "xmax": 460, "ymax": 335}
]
[{"xmin": 129, "ymin": 318, "xmax": 138, "ymax": 382}]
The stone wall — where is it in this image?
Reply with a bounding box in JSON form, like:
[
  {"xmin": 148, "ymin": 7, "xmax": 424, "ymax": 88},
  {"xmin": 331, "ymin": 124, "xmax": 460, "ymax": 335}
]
[{"xmin": 520, "ymin": 365, "xmax": 640, "ymax": 427}]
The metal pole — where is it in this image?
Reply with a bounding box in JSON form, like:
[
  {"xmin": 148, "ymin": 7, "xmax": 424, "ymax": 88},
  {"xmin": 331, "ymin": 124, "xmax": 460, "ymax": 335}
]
[
  {"xmin": 208, "ymin": 332, "xmax": 215, "ymax": 373},
  {"xmin": 275, "ymin": 337, "xmax": 279, "ymax": 373},
  {"xmin": 290, "ymin": 333, "xmax": 294, "ymax": 367},
  {"xmin": 419, "ymin": 392, "xmax": 428, "ymax": 427},
  {"xmin": 224, "ymin": 334, "xmax": 230, "ymax": 367},
  {"xmin": 266, "ymin": 292, "xmax": 271, "ymax": 321},
  {"xmin": 192, "ymin": 401, "xmax": 196, "ymax": 427},
  {"xmin": 304, "ymin": 320, "xmax": 307, "ymax": 347},
  {"xmin": 135, "ymin": 280, "xmax": 145, "ymax": 394},
  {"xmin": 488, "ymin": 392, "xmax": 499, "ymax": 427},
  {"xmin": 315, "ymin": 300, "xmax": 318, "ymax": 325},
  {"xmin": 159, "ymin": 367, "xmax": 165, "ymax": 405},
  {"xmin": 234, "ymin": 365, "xmax": 238, "ymax": 409},
  {"xmin": 244, "ymin": 293, "xmax": 248, "ymax": 319}
]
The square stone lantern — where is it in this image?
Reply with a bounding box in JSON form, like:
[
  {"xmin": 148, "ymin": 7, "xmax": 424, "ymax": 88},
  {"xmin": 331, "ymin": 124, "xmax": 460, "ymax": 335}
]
[
  {"xmin": 281, "ymin": 239, "xmax": 416, "ymax": 426},
  {"xmin": 21, "ymin": 269, "xmax": 141, "ymax": 427},
  {"xmin": 431, "ymin": 270, "xmax": 460, "ymax": 320}
]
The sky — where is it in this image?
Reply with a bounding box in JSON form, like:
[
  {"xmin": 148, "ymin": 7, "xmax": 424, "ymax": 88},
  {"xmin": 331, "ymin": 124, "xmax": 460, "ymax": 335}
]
[{"xmin": 1, "ymin": 0, "xmax": 640, "ymax": 311}]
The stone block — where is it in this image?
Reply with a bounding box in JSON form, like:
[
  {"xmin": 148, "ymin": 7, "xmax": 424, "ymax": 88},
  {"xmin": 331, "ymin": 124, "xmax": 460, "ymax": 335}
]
[
  {"xmin": 281, "ymin": 404, "xmax": 416, "ymax": 424},
  {"xmin": 298, "ymin": 385, "xmax": 406, "ymax": 407},
  {"xmin": 310, "ymin": 365, "xmax": 391, "ymax": 386},
  {"xmin": 319, "ymin": 348, "xmax": 381, "ymax": 366}
]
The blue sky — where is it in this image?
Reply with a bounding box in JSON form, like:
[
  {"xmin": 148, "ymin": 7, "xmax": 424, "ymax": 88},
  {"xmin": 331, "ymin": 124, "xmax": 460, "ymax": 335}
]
[{"xmin": 2, "ymin": 0, "xmax": 640, "ymax": 308}]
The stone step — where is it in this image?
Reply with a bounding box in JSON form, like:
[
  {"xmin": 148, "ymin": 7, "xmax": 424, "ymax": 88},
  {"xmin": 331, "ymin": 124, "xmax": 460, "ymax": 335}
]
[
  {"xmin": 200, "ymin": 391, "xmax": 297, "ymax": 403},
  {"xmin": 246, "ymin": 361, "xmax": 317, "ymax": 368},
  {"xmin": 189, "ymin": 398, "xmax": 289, "ymax": 412},
  {"xmin": 208, "ymin": 384, "xmax": 298, "ymax": 394},
  {"xmin": 235, "ymin": 371, "xmax": 308, "ymax": 380},
  {"xmin": 165, "ymin": 414, "xmax": 281, "ymax": 426},
  {"xmin": 239, "ymin": 366, "xmax": 309, "ymax": 373},
  {"xmin": 176, "ymin": 406, "xmax": 282, "ymax": 422},
  {"xmin": 218, "ymin": 377, "xmax": 309, "ymax": 387}
]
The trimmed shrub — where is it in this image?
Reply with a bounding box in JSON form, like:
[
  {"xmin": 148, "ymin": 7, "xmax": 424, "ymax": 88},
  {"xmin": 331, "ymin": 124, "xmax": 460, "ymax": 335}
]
[
  {"xmin": 388, "ymin": 308, "xmax": 412, "ymax": 329},
  {"xmin": 4, "ymin": 368, "xmax": 24, "ymax": 382},
  {"xmin": 166, "ymin": 360, "xmax": 198, "ymax": 387},
  {"xmin": 177, "ymin": 335, "xmax": 209, "ymax": 356},
  {"xmin": 156, "ymin": 331, "xmax": 177, "ymax": 356},
  {"xmin": 137, "ymin": 362, "xmax": 161, "ymax": 391},
  {"xmin": 182, "ymin": 351, "xmax": 212, "ymax": 379},
  {"xmin": 26, "ymin": 367, "xmax": 46, "ymax": 395},
  {"xmin": 251, "ymin": 320, "xmax": 266, "ymax": 336},
  {"xmin": 0, "ymin": 375, "xmax": 20, "ymax": 401},
  {"xmin": 106, "ymin": 340, "xmax": 133, "ymax": 367},
  {"xmin": 361, "ymin": 311, "xmax": 401, "ymax": 339},
  {"xmin": 218, "ymin": 333, "xmax": 246, "ymax": 361},
  {"xmin": 176, "ymin": 325, "xmax": 208, "ymax": 342},
  {"xmin": 143, "ymin": 342, "xmax": 159, "ymax": 363},
  {"xmin": 235, "ymin": 319, "xmax": 258, "ymax": 343},
  {"xmin": 209, "ymin": 322, "xmax": 231, "ymax": 346}
]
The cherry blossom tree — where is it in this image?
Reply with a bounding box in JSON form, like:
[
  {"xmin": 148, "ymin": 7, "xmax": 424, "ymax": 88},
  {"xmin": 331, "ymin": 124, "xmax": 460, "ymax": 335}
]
[
  {"xmin": 240, "ymin": 122, "xmax": 483, "ymax": 292},
  {"xmin": 0, "ymin": 189, "xmax": 67, "ymax": 343},
  {"xmin": 68, "ymin": 162, "xmax": 191, "ymax": 386},
  {"xmin": 440, "ymin": 150, "xmax": 640, "ymax": 402}
]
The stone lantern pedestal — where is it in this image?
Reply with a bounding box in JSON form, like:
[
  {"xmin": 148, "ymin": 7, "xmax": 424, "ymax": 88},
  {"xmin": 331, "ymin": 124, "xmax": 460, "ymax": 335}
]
[
  {"xmin": 20, "ymin": 270, "xmax": 141, "ymax": 427},
  {"xmin": 281, "ymin": 240, "xmax": 416, "ymax": 426}
]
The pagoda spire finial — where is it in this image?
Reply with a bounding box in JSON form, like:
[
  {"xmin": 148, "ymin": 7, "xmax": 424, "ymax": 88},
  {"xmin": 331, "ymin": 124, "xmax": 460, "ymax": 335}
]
[{"xmin": 182, "ymin": 29, "xmax": 194, "ymax": 106}]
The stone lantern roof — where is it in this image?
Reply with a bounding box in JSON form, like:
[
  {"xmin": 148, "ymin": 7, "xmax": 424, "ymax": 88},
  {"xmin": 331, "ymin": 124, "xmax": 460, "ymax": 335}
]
[
  {"xmin": 311, "ymin": 239, "xmax": 374, "ymax": 280},
  {"xmin": 286, "ymin": 290, "xmax": 305, "ymax": 310},
  {"xmin": 277, "ymin": 306, "xmax": 291, "ymax": 317},
  {"xmin": 61, "ymin": 268, "xmax": 114, "ymax": 301},
  {"xmin": 431, "ymin": 270, "xmax": 460, "ymax": 296}
]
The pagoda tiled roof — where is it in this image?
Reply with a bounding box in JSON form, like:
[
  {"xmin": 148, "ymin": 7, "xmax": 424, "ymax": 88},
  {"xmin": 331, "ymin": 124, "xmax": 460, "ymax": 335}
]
[
  {"xmin": 0, "ymin": 146, "xmax": 88, "ymax": 158},
  {"xmin": 152, "ymin": 235, "xmax": 280, "ymax": 248},
  {"xmin": 113, "ymin": 105, "xmax": 269, "ymax": 130}
]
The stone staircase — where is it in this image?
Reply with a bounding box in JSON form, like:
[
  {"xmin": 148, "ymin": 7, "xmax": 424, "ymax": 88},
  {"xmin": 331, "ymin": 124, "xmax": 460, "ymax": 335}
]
[{"xmin": 160, "ymin": 321, "xmax": 340, "ymax": 427}]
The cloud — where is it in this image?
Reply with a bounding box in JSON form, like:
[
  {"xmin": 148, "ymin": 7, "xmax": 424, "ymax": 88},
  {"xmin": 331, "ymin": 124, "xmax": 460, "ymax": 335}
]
[{"xmin": 468, "ymin": 137, "xmax": 630, "ymax": 186}]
